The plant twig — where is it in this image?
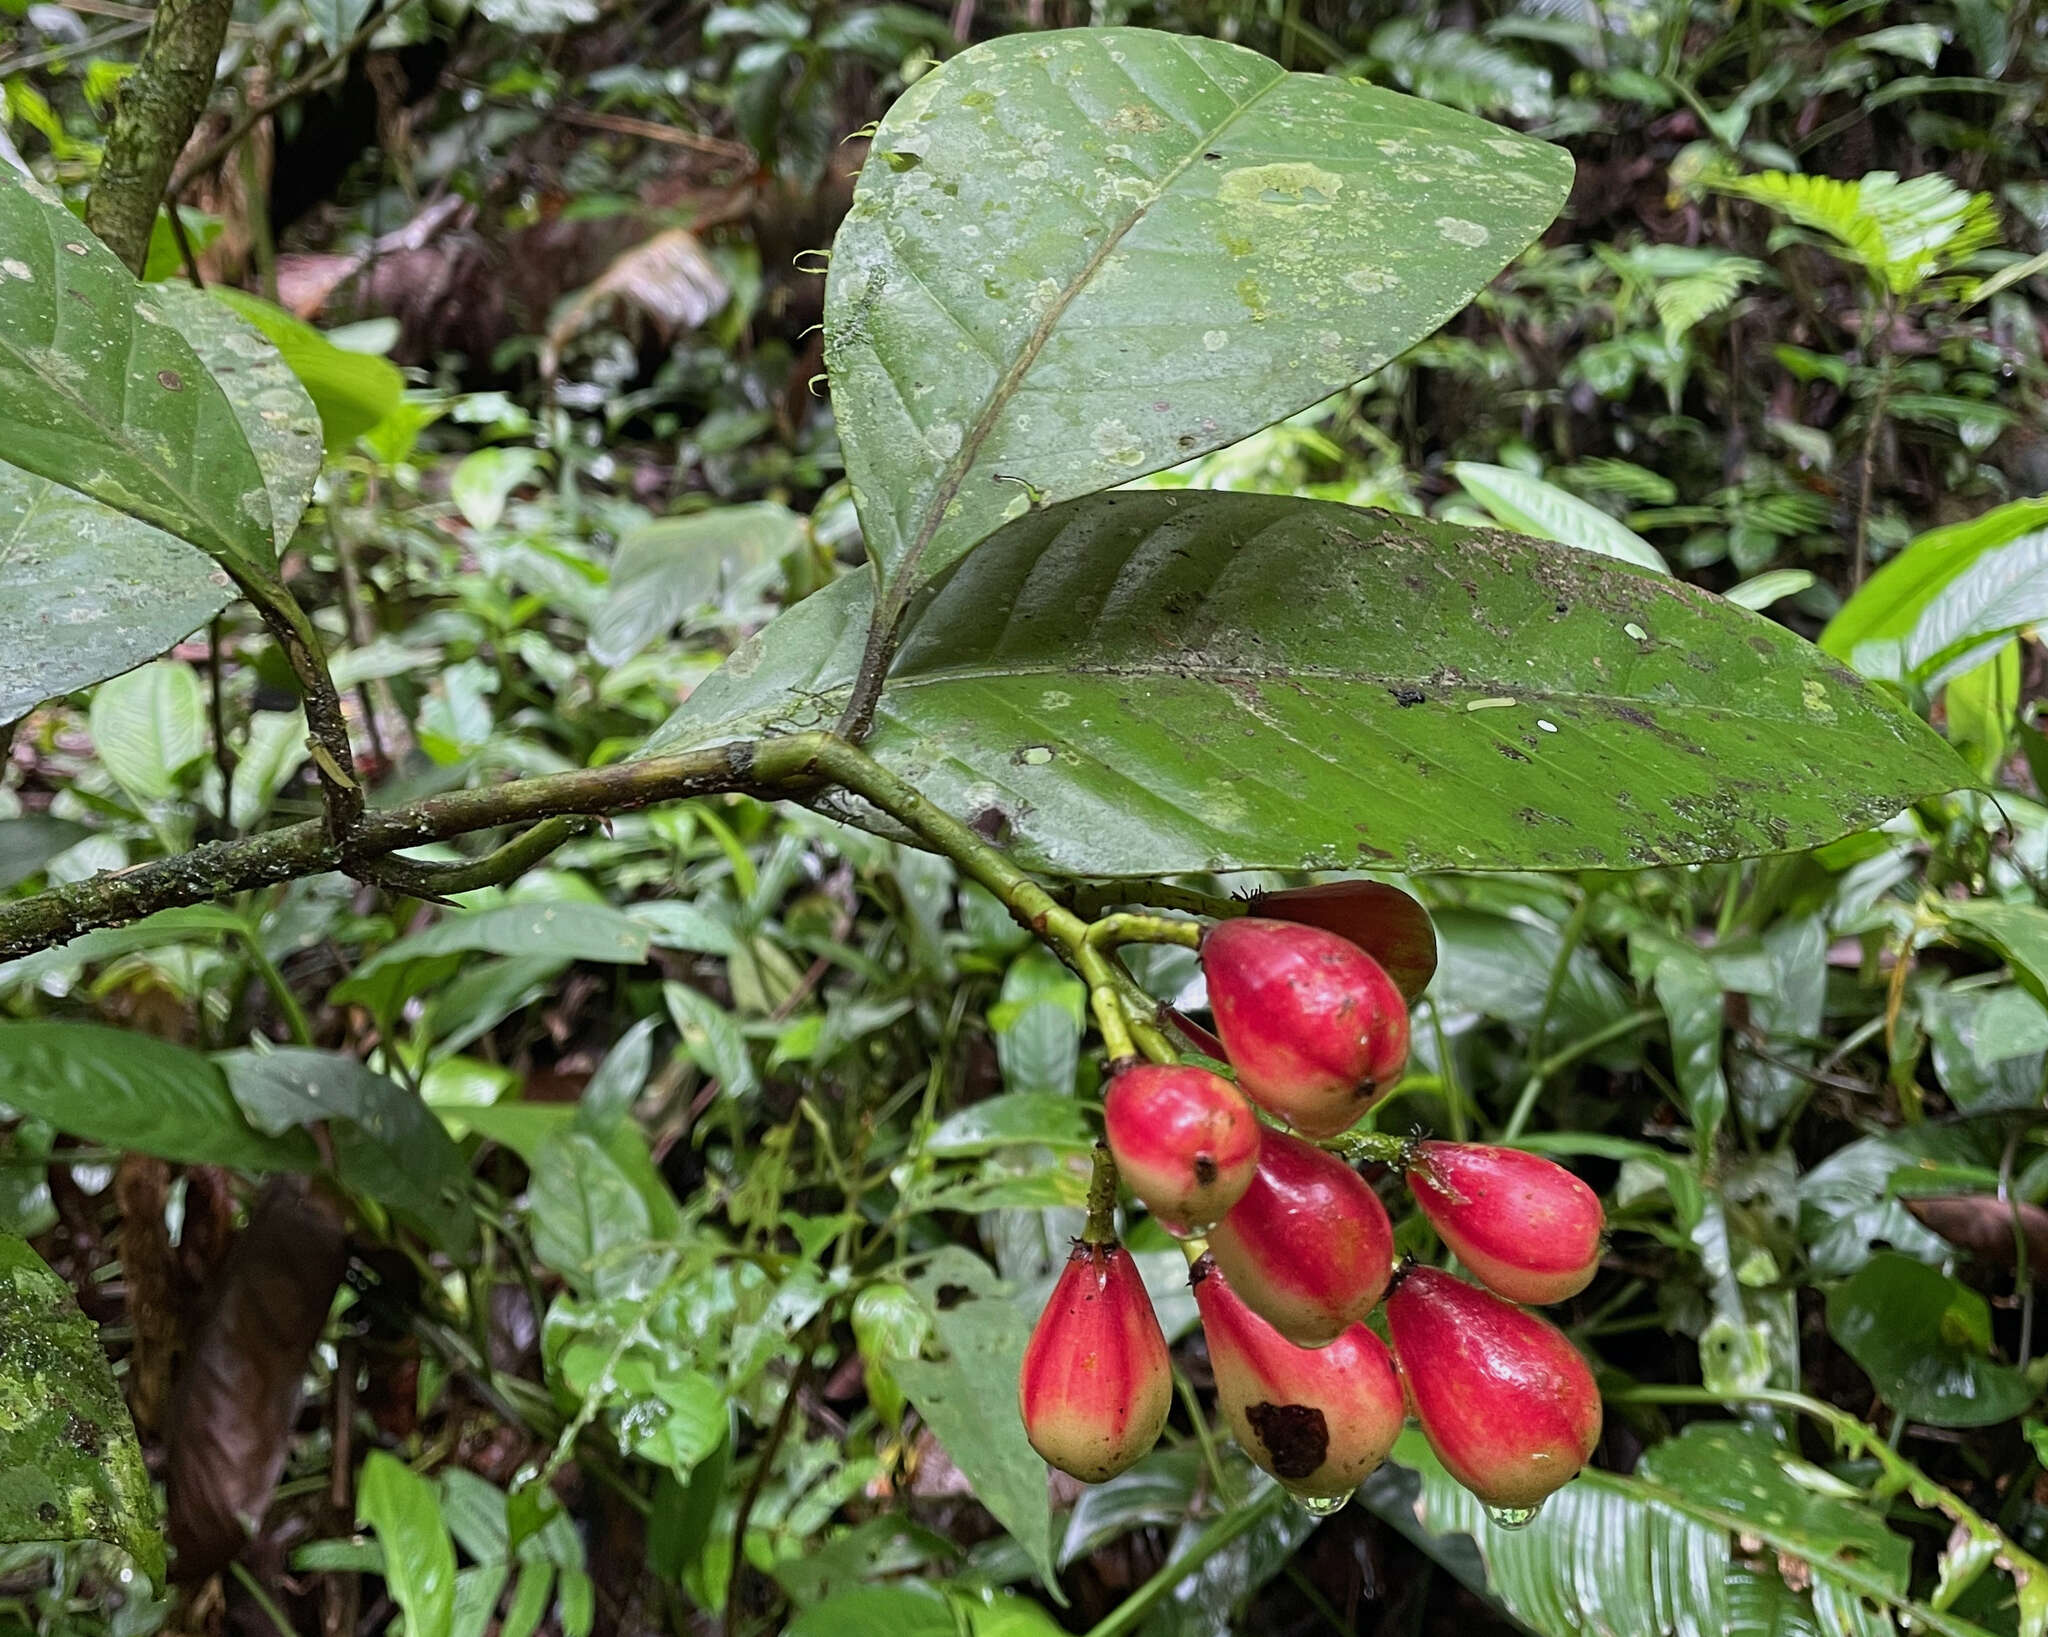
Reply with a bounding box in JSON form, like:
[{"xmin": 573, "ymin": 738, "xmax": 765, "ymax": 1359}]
[{"xmin": 84, "ymin": 0, "xmax": 235, "ymax": 273}]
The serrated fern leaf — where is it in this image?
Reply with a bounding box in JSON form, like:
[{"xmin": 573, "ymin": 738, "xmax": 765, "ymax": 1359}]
[
  {"xmin": 1713, "ymin": 169, "xmax": 2000, "ymax": 294},
  {"xmin": 1366, "ymin": 19, "xmax": 1554, "ymax": 119},
  {"xmin": 1651, "ymin": 257, "xmax": 1766, "ymax": 343}
]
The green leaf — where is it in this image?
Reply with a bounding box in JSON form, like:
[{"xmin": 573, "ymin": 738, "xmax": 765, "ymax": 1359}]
[
  {"xmin": 785, "ymin": 1586, "xmax": 957, "ymax": 1637},
  {"xmin": 0, "ymin": 814, "xmax": 91, "ymax": 891},
  {"xmin": 1724, "ymin": 569, "xmax": 1816, "ymax": 611},
  {"xmin": 927, "ymin": 1092, "xmax": 1095, "ymax": 1155},
  {"xmin": 228, "ymin": 707, "xmax": 311, "ymax": 829},
  {"xmin": 359, "ymin": 1451, "xmax": 459, "ymax": 1637},
  {"xmin": 590, "ymin": 502, "xmax": 805, "ymax": 667},
  {"xmin": 1823, "ymin": 499, "xmax": 2048, "ymax": 663},
  {"xmin": 1449, "ymin": 462, "xmax": 1669, "ymax": 572},
  {"xmin": 529, "ymin": 1131, "xmax": 657, "ymax": 1296},
  {"xmin": 1942, "ymin": 899, "xmax": 2048, "ymax": 1011},
  {"xmin": 0, "ymin": 173, "xmax": 280, "ymax": 569},
  {"xmin": 156, "ymin": 285, "xmax": 323, "ymax": 547},
  {"xmin": 1828, "ymin": 1252, "xmax": 2037, "ymax": 1427},
  {"xmin": 88, "ymin": 658, "xmax": 206, "ymax": 804},
  {"xmin": 829, "ymin": 26, "xmax": 1572, "ymax": 619},
  {"xmin": 450, "ymin": 446, "xmax": 545, "ymax": 531},
  {"xmin": 0, "ymin": 1234, "xmax": 162, "ymax": 1579},
  {"xmin": 208, "ymin": 287, "xmax": 405, "ymax": 456},
  {"xmin": 654, "ymin": 490, "xmax": 1967, "ymax": 876},
  {"xmin": 0, "ymin": 462, "xmax": 232, "ymax": 727},
  {"xmin": 1711, "ymin": 168, "xmax": 1999, "ymax": 295},
  {"xmin": 893, "ymin": 1248, "xmax": 1056, "ymax": 1588},
  {"xmin": 303, "ymin": 0, "xmax": 375, "ymax": 46},
  {"xmin": 0, "ymin": 903, "xmax": 253, "ymax": 993},
  {"xmin": 349, "ymin": 901, "xmax": 652, "ymax": 985},
  {"xmin": 1904, "ymin": 530, "xmax": 2048, "ymax": 683},
  {"xmin": 0, "ymin": 1021, "xmax": 317, "ymax": 1171},
  {"xmin": 1373, "ymin": 1423, "xmax": 1919, "ymax": 1637},
  {"xmin": 219, "ymin": 1049, "xmax": 479, "ymax": 1258}
]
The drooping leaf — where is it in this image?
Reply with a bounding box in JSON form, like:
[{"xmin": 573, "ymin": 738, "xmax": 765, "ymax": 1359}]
[
  {"xmin": 0, "ymin": 173, "xmax": 280, "ymax": 570},
  {"xmin": 0, "ymin": 463, "xmax": 232, "ymax": 727},
  {"xmin": 590, "ymin": 502, "xmax": 805, "ymax": 667},
  {"xmin": 219, "ymin": 1049, "xmax": 480, "ymax": 1258},
  {"xmin": 359, "ymin": 1451, "xmax": 459, "ymax": 1637},
  {"xmin": 0, "ymin": 1022, "xmax": 317, "ymax": 1172},
  {"xmin": 166, "ymin": 1179, "xmax": 347, "ymax": 1581},
  {"xmin": 1821, "ymin": 503, "xmax": 2048, "ymax": 666},
  {"xmin": 0, "ymin": 1234, "xmax": 163, "ymax": 1579},
  {"xmin": 893, "ymin": 1247, "xmax": 1056, "ymax": 1588},
  {"xmin": 1829, "ymin": 1252, "xmax": 2039, "ymax": 1427},
  {"xmin": 1449, "ymin": 462, "xmax": 1670, "ymax": 572},
  {"xmin": 156, "ymin": 285, "xmax": 324, "ymax": 545},
  {"xmin": 827, "ymin": 26, "xmax": 1572, "ymax": 623},
  {"xmin": 652, "ymin": 490, "xmax": 1967, "ymax": 877},
  {"xmin": 88, "ymin": 658, "xmax": 207, "ymax": 805},
  {"xmin": 1903, "ymin": 531, "xmax": 2048, "ymax": 684},
  {"xmin": 207, "ymin": 287, "xmax": 406, "ymax": 456}
]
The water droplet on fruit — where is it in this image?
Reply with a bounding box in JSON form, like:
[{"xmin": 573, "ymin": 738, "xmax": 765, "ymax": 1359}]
[
  {"xmin": 1294, "ymin": 1492, "xmax": 1350, "ymax": 1518},
  {"xmin": 1487, "ymin": 1503, "xmax": 1542, "ymax": 1530}
]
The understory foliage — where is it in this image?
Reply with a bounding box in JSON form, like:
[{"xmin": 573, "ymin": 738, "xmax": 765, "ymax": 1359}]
[{"xmin": 1, "ymin": 0, "xmax": 2048, "ymax": 1633}]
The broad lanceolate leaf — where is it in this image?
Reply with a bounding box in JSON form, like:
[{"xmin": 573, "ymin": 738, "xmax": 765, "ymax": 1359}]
[
  {"xmin": 828, "ymin": 26, "xmax": 1572, "ymax": 624},
  {"xmin": 219, "ymin": 1049, "xmax": 480, "ymax": 1258},
  {"xmin": 0, "ymin": 174, "xmax": 280, "ymax": 570},
  {"xmin": 210, "ymin": 282, "xmax": 405, "ymax": 457},
  {"xmin": 359, "ymin": 1451, "xmax": 459, "ymax": 1637},
  {"xmin": 88, "ymin": 659, "xmax": 207, "ymax": 804},
  {"xmin": 654, "ymin": 490, "xmax": 1967, "ymax": 877},
  {"xmin": 1821, "ymin": 497, "xmax": 2048, "ymax": 665},
  {"xmin": 1827, "ymin": 1251, "xmax": 2036, "ymax": 1427},
  {"xmin": 0, "ymin": 462, "xmax": 231, "ymax": 726},
  {"xmin": 1449, "ymin": 462, "xmax": 1669, "ymax": 572},
  {"xmin": 0, "ymin": 1022, "xmax": 318, "ymax": 1172},
  {"xmin": 0, "ymin": 1235, "xmax": 163, "ymax": 1579}
]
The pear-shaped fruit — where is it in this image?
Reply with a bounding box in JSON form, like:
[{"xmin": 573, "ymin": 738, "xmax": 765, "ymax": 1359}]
[
  {"xmin": 1385, "ymin": 1267, "xmax": 1601, "ymax": 1509},
  {"xmin": 1019, "ymin": 1239, "xmax": 1172, "ymax": 1482},
  {"xmin": 1408, "ymin": 1141, "xmax": 1603, "ymax": 1305},
  {"xmin": 1105, "ymin": 1064, "xmax": 1262, "ymax": 1235},
  {"xmin": 1206, "ymin": 1129, "xmax": 1394, "ymax": 1346},
  {"xmin": 1192, "ymin": 1254, "xmax": 1403, "ymax": 1500},
  {"xmin": 1200, "ymin": 917, "xmax": 1409, "ymax": 1136}
]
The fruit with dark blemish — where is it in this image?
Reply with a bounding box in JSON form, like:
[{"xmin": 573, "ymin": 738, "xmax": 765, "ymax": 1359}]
[
  {"xmin": 1407, "ymin": 1141, "xmax": 1603, "ymax": 1305},
  {"xmin": 1205, "ymin": 1128, "xmax": 1394, "ymax": 1346},
  {"xmin": 1192, "ymin": 1254, "xmax": 1403, "ymax": 1500},
  {"xmin": 1200, "ymin": 917, "xmax": 1409, "ymax": 1136},
  {"xmin": 1384, "ymin": 1267, "xmax": 1601, "ymax": 1509},
  {"xmin": 1104, "ymin": 1063, "xmax": 1262, "ymax": 1235},
  {"xmin": 1018, "ymin": 1238, "xmax": 1172, "ymax": 1483}
]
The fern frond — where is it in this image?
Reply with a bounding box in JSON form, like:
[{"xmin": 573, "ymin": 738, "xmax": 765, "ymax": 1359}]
[{"xmin": 1712, "ymin": 168, "xmax": 2000, "ymax": 295}]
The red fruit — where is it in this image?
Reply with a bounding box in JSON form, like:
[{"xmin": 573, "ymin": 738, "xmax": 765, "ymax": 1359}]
[
  {"xmin": 1408, "ymin": 1142, "xmax": 1603, "ymax": 1305},
  {"xmin": 1206, "ymin": 1129, "xmax": 1394, "ymax": 1346},
  {"xmin": 1192, "ymin": 1254, "xmax": 1403, "ymax": 1500},
  {"xmin": 1104, "ymin": 1064, "xmax": 1262, "ymax": 1235},
  {"xmin": 1201, "ymin": 917, "xmax": 1409, "ymax": 1137},
  {"xmin": 1385, "ymin": 1268, "xmax": 1601, "ymax": 1510},
  {"xmin": 1018, "ymin": 1239, "xmax": 1172, "ymax": 1483}
]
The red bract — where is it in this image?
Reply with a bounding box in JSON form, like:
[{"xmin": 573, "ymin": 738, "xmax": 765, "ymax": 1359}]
[
  {"xmin": 1200, "ymin": 917, "xmax": 1409, "ymax": 1137},
  {"xmin": 1206, "ymin": 1129, "xmax": 1394, "ymax": 1346},
  {"xmin": 1018, "ymin": 1239, "xmax": 1172, "ymax": 1483},
  {"xmin": 1193, "ymin": 1254, "xmax": 1403, "ymax": 1501},
  {"xmin": 1244, "ymin": 881, "xmax": 1438, "ymax": 1002},
  {"xmin": 1385, "ymin": 1268, "xmax": 1601, "ymax": 1510},
  {"xmin": 1105, "ymin": 1064, "xmax": 1262, "ymax": 1235},
  {"xmin": 1408, "ymin": 1141, "xmax": 1603, "ymax": 1305}
]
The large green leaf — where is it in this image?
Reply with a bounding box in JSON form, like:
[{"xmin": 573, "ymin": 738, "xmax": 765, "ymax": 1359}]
[
  {"xmin": 88, "ymin": 659, "xmax": 207, "ymax": 804},
  {"xmin": 0, "ymin": 1235, "xmax": 162, "ymax": 1579},
  {"xmin": 653, "ymin": 491, "xmax": 1967, "ymax": 876},
  {"xmin": 219, "ymin": 1049, "xmax": 480, "ymax": 1258},
  {"xmin": 156, "ymin": 285, "xmax": 323, "ymax": 546},
  {"xmin": 1449, "ymin": 462, "xmax": 1670, "ymax": 572},
  {"xmin": 828, "ymin": 26, "xmax": 1572, "ymax": 623},
  {"xmin": 0, "ymin": 1021, "xmax": 317, "ymax": 1172},
  {"xmin": 1370, "ymin": 1424, "xmax": 1924, "ymax": 1637},
  {"xmin": 1821, "ymin": 498, "xmax": 2048, "ymax": 663},
  {"xmin": 1828, "ymin": 1252, "xmax": 2038, "ymax": 1427},
  {"xmin": 0, "ymin": 463, "xmax": 231, "ymax": 726},
  {"xmin": 0, "ymin": 174, "xmax": 280, "ymax": 570},
  {"xmin": 359, "ymin": 1451, "xmax": 458, "ymax": 1637}
]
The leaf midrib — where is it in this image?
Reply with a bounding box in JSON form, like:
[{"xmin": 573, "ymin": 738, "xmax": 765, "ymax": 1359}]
[{"xmin": 869, "ymin": 42, "xmax": 1290, "ymax": 623}]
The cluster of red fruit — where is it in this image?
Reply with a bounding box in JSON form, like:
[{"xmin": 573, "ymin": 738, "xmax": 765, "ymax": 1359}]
[{"xmin": 1018, "ymin": 917, "xmax": 1605, "ymax": 1519}]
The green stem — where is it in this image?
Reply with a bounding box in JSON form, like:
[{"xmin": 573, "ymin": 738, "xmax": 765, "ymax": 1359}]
[
  {"xmin": 1084, "ymin": 1485, "xmax": 1288, "ymax": 1637},
  {"xmin": 1503, "ymin": 1008, "xmax": 1661, "ymax": 1141},
  {"xmin": 1085, "ymin": 913, "xmax": 1204, "ymax": 952},
  {"xmin": 236, "ymin": 928, "xmax": 312, "ymax": 1046}
]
